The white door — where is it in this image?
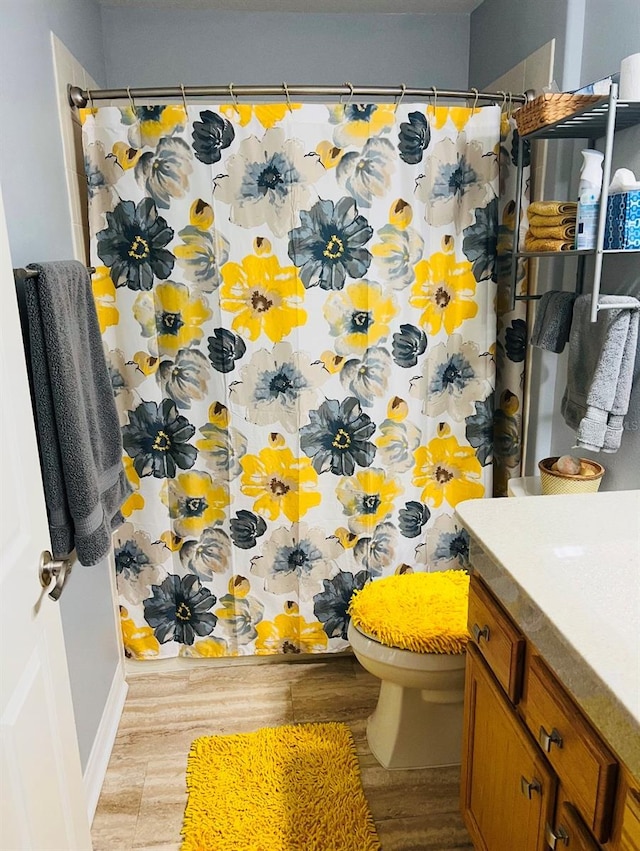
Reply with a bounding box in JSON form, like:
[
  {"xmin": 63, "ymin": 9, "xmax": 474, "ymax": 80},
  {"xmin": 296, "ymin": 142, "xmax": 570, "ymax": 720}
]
[{"xmin": 0, "ymin": 187, "xmax": 93, "ymax": 850}]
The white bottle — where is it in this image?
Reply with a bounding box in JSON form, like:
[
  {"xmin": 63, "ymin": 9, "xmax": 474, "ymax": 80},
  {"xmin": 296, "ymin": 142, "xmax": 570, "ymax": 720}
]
[{"xmin": 575, "ymin": 149, "xmax": 604, "ymax": 250}]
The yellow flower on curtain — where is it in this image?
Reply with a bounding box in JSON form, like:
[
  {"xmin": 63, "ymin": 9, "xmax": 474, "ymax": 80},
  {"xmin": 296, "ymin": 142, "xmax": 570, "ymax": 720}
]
[
  {"xmin": 179, "ymin": 636, "xmax": 232, "ymax": 658},
  {"xmin": 133, "ymin": 281, "xmax": 212, "ymax": 357},
  {"xmin": 324, "ymin": 280, "xmax": 398, "ymax": 356},
  {"xmin": 329, "ymin": 103, "xmax": 396, "ymax": 147},
  {"xmin": 412, "ymin": 425, "xmax": 484, "ymax": 508},
  {"xmin": 336, "ymin": 468, "xmax": 403, "ymax": 534},
  {"xmin": 111, "ymin": 141, "xmax": 142, "ymax": 171},
  {"xmin": 120, "ymin": 606, "xmax": 160, "ymax": 659},
  {"xmin": 220, "ymin": 248, "xmax": 306, "ymax": 343},
  {"xmin": 120, "ymin": 104, "xmax": 187, "ymax": 148},
  {"xmin": 121, "ymin": 456, "xmax": 145, "ymax": 517},
  {"xmin": 240, "ymin": 444, "xmax": 320, "ymax": 522},
  {"xmin": 410, "ymin": 237, "xmax": 477, "ymax": 335},
  {"xmin": 426, "ymin": 104, "xmax": 477, "ymax": 132},
  {"xmin": 91, "ymin": 266, "xmax": 119, "ymax": 333},
  {"xmin": 219, "ymin": 102, "xmax": 302, "ymax": 129},
  {"xmin": 255, "ymin": 601, "xmax": 328, "ymax": 655},
  {"xmin": 161, "ymin": 470, "xmax": 229, "ymax": 537}
]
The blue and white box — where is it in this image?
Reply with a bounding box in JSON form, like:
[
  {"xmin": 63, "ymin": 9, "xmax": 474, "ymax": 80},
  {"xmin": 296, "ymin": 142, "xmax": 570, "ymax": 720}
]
[{"xmin": 604, "ymin": 190, "xmax": 640, "ymax": 250}]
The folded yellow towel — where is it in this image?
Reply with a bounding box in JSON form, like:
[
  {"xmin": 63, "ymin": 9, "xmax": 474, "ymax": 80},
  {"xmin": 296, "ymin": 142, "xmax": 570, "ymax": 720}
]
[
  {"xmin": 528, "ymin": 201, "xmax": 578, "ymax": 217},
  {"xmin": 525, "ymin": 233, "xmax": 575, "ymax": 252},
  {"xmin": 529, "ymin": 223, "xmax": 576, "ymax": 240},
  {"xmin": 529, "ymin": 213, "xmax": 576, "ymax": 228},
  {"xmin": 348, "ymin": 570, "xmax": 469, "ymax": 655}
]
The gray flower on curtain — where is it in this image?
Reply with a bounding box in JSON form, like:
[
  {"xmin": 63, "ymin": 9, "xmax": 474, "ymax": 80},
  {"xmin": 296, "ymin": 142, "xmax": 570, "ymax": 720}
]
[
  {"xmin": 397, "ymin": 111, "xmax": 431, "ymax": 165},
  {"xmin": 287, "ymin": 197, "xmax": 373, "ymax": 291},
  {"xmin": 143, "ymin": 574, "xmax": 217, "ymax": 645},
  {"xmin": 463, "ymin": 197, "xmax": 499, "ymax": 283},
  {"xmin": 214, "ymin": 128, "xmax": 325, "ymax": 237},
  {"xmin": 180, "ymin": 528, "xmax": 232, "ymax": 579},
  {"xmin": 336, "ymin": 137, "xmax": 396, "ymax": 208},
  {"xmin": 465, "ymin": 395, "xmax": 494, "ymax": 466},
  {"xmin": 339, "ymin": 347, "xmax": 392, "ymax": 408},
  {"xmin": 122, "ymin": 398, "xmax": 197, "ymax": 478},
  {"xmin": 416, "ymin": 134, "xmax": 498, "ymax": 231},
  {"xmin": 250, "ymin": 522, "xmax": 343, "ymax": 599},
  {"xmin": 353, "ymin": 522, "xmax": 399, "ymax": 575},
  {"xmin": 299, "ymin": 397, "xmax": 376, "ymax": 476},
  {"xmin": 191, "ymin": 109, "xmax": 235, "ymax": 165},
  {"xmin": 158, "ymin": 348, "xmax": 210, "ymax": 409},
  {"xmin": 313, "ymin": 569, "xmax": 369, "ymax": 640},
  {"xmin": 229, "ymin": 342, "xmax": 327, "ymax": 432},
  {"xmin": 96, "ymin": 198, "xmax": 175, "ymax": 291},
  {"xmin": 135, "ymin": 137, "xmax": 193, "ymax": 209}
]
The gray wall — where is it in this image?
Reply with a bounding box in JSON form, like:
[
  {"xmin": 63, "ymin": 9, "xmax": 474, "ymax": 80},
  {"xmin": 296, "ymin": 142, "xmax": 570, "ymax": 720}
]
[
  {"xmin": 469, "ymin": 0, "xmax": 568, "ymax": 90},
  {"xmin": 470, "ymin": 0, "xmax": 640, "ymax": 491},
  {"xmin": 100, "ymin": 8, "xmax": 470, "ymax": 89},
  {"xmin": 0, "ymin": 0, "xmax": 121, "ymax": 772}
]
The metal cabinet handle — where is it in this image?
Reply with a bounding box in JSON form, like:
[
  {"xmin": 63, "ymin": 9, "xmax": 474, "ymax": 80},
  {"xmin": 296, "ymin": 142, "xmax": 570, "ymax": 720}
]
[
  {"xmin": 520, "ymin": 776, "xmax": 542, "ymax": 799},
  {"xmin": 39, "ymin": 551, "xmax": 72, "ymax": 601},
  {"xmin": 539, "ymin": 725, "xmax": 563, "ymax": 752},
  {"xmin": 472, "ymin": 623, "xmax": 490, "ymax": 643},
  {"xmin": 545, "ymin": 823, "xmax": 569, "ymax": 849}
]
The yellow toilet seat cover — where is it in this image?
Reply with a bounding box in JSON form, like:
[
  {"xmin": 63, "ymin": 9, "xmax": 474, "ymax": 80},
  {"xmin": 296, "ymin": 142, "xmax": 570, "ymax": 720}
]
[{"xmin": 348, "ymin": 570, "xmax": 470, "ymax": 655}]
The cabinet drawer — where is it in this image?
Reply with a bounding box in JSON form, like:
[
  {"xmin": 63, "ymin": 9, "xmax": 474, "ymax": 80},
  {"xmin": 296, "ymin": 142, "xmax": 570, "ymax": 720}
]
[
  {"xmin": 523, "ymin": 654, "xmax": 618, "ymax": 843},
  {"xmin": 546, "ymin": 801, "xmax": 602, "ymax": 850},
  {"xmin": 468, "ymin": 573, "xmax": 524, "ymax": 703}
]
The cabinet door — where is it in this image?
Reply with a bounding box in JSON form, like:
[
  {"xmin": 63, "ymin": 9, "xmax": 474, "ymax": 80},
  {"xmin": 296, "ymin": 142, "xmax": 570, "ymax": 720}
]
[{"xmin": 462, "ymin": 644, "xmax": 557, "ymax": 851}]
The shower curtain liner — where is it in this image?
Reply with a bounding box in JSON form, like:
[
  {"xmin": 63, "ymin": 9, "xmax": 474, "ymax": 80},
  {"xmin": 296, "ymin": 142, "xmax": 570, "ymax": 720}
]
[{"xmin": 82, "ymin": 99, "xmax": 529, "ymax": 660}]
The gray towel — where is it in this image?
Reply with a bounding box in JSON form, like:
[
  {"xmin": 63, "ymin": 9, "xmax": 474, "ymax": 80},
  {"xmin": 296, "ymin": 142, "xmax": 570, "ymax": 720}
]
[
  {"xmin": 530, "ymin": 291, "xmax": 577, "ymax": 353},
  {"xmin": 21, "ymin": 261, "xmax": 131, "ymax": 565},
  {"xmin": 561, "ymin": 294, "xmax": 640, "ymax": 453}
]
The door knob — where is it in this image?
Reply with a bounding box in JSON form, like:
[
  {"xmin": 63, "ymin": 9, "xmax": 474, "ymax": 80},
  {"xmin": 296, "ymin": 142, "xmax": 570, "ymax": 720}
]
[
  {"xmin": 39, "ymin": 551, "xmax": 72, "ymax": 601},
  {"xmin": 520, "ymin": 775, "xmax": 542, "ymax": 799},
  {"xmin": 472, "ymin": 623, "xmax": 490, "ymax": 643},
  {"xmin": 539, "ymin": 725, "xmax": 563, "ymax": 752}
]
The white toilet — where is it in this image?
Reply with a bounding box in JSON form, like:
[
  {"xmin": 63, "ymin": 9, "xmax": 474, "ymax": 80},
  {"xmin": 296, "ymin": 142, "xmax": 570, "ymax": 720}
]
[{"xmin": 347, "ymin": 571, "xmax": 468, "ymax": 770}]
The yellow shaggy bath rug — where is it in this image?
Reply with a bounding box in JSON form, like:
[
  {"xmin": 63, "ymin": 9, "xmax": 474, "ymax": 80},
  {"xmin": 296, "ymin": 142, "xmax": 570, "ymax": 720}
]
[
  {"xmin": 349, "ymin": 570, "xmax": 470, "ymax": 654},
  {"xmin": 181, "ymin": 722, "xmax": 381, "ymax": 851}
]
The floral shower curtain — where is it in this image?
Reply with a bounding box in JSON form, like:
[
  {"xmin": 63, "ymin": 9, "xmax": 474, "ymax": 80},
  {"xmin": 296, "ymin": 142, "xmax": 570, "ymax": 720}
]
[{"xmin": 82, "ymin": 99, "xmax": 515, "ymax": 661}]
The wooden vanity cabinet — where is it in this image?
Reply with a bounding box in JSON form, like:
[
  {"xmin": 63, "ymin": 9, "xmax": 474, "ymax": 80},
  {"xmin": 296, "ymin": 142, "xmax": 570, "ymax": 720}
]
[
  {"xmin": 462, "ymin": 642, "xmax": 557, "ymax": 851},
  {"xmin": 461, "ymin": 573, "xmax": 639, "ymax": 851}
]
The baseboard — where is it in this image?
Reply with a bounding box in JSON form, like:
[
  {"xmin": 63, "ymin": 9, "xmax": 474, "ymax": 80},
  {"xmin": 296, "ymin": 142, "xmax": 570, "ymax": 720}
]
[{"xmin": 83, "ymin": 662, "xmax": 128, "ymax": 822}]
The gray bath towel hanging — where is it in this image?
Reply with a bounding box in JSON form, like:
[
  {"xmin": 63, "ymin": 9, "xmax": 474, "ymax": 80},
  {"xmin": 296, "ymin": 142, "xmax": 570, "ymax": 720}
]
[
  {"xmin": 561, "ymin": 294, "xmax": 640, "ymax": 453},
  {"xmin": 21, "ymin": 261, "xmax": 131, "ymax": 565}
]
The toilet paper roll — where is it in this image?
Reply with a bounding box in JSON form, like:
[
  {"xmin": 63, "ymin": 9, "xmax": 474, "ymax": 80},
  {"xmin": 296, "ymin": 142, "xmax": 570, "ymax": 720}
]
[{"xmin": 619, "ymin": 53, "xmax": 640, "ymax": 101}]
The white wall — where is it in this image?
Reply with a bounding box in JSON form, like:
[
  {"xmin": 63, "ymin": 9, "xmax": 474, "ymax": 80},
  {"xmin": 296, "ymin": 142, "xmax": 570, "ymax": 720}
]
[{"xmin": 0, "ymin": 0, "xmax": 123, "ymax": 774}]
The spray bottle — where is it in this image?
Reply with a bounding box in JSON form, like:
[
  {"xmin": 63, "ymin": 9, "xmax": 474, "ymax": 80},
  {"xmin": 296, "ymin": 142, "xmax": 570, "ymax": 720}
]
[{"xmin": 575, "ymin": 149, "xmax": 604, "ymax": 250}]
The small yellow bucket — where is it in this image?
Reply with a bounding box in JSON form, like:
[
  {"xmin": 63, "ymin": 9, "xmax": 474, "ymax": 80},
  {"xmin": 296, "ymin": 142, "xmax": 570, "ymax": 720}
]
[{"xmin": 538, "ymin": 457, "xmax": 605, "ymax": 495}]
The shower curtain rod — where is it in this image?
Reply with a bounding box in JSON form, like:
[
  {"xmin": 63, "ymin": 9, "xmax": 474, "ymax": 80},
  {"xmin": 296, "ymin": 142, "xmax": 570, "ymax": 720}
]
[{"xmin": 68, "ymin": 83, "xmax": 533, "ymax": 109}]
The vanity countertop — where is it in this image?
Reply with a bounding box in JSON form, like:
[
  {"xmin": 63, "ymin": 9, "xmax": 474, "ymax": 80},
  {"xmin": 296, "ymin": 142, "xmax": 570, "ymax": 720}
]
[{"xmin": 455, "ymin": 489, "xmax": 640, "ymax": 778}]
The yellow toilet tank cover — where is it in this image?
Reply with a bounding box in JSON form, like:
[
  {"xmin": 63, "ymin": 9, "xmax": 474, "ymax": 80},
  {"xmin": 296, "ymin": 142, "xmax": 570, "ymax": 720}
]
[{"xmin": 348, "ymin": 570, "xmax": 470, "ymax": 654}]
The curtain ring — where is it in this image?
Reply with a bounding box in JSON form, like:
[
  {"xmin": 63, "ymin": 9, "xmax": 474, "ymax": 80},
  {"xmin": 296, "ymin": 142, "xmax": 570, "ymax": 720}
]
[
  {"xmin": 228, "ymin": 83, "xmax": 241, "ymax": 115},
  {"xmin": 180, "ymin": 83, "xmax": 188, "ymax": 113},
  {"xmin": 497, "ymin": 90, "xmax": 507, "ymax": 112},
  {"xmin": 87, "ymin": 89, "xmax": 95, "ymax": 111},
  {"xmin": 126, "ymin": 86, "xmax": 136, "ymax": 111},
  {"xmin": 345, "ymin": 81, "xmax": 355, "ymax": 107},
  {"xmin": 282, "ymin": 82, "xmax": 293, "ymax": 113},
  {"xmin": 507, "ymin": 91, "xmax": 514, "ymax": 118},
  {"xmin": 394, "ymin": 83, "xmax": 407, "ymax": 114},
  {"xmin": 431, "ymin": 86, "xmax": 438, "ymax": 109},
  {"xmin": 471, "ymin": 87, "xmax": 479, "ymax": 111}
]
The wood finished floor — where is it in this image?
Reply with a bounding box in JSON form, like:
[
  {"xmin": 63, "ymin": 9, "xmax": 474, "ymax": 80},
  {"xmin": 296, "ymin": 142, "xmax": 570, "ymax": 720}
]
[{"xmin": 91, "ymin": 656, "xmax": 474, "ymax": 851}]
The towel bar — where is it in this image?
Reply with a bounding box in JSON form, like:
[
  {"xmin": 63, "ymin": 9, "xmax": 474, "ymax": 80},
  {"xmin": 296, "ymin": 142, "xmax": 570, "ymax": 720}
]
[{"xmin": 15, "ymin": 265, "xmax": 95, "ymax": 279}]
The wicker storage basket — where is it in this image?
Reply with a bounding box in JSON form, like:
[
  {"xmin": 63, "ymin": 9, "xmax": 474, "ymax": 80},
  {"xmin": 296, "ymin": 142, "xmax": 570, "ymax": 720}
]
[
  {"xmin": 538, "ymin": 457, "xmax": 605, "ymax": 495},
  {"xmin": 515, "ymin": 93, "xmax": 601, "ymax": 136}
]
